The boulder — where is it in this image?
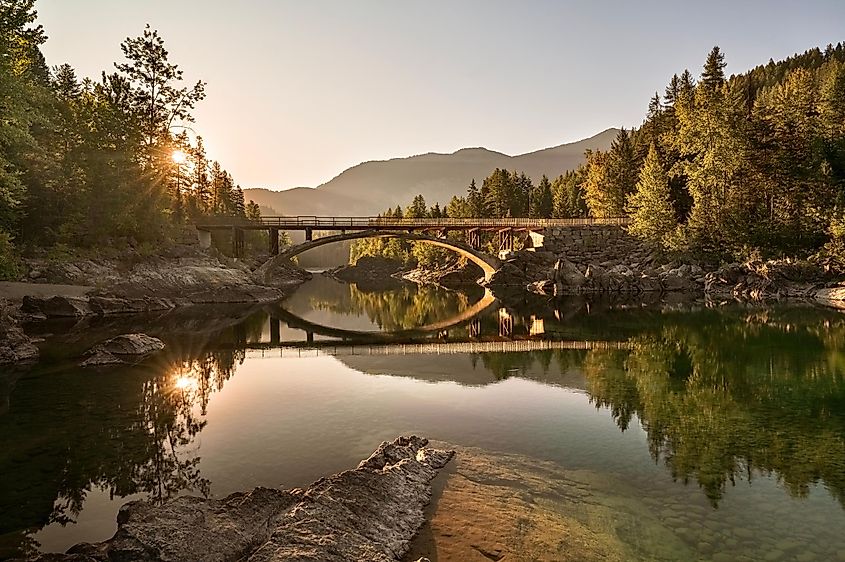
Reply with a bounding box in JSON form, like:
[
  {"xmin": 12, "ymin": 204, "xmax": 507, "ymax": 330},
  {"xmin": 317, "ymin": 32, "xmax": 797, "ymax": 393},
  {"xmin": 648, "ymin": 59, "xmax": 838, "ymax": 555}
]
[
  {"xmin": 30, "ymin": 436, "xmax": 454, "ymax": 562},
  {"xmin": 253, "ymin": 255, "xmax": 313, "ymax": 289},
  {"xmin": 553, "ymin": 259, "xmax": 586, "ymax": 289},
  {"xmin": 81, "ymin": 334, "xmax": 165, "ymax": 366},
  {"xmin": 21, "ymin": 295, "xmax": 91, "ymax": 317},
  {"xmin": 661, "ymin": 270, "xmax": 700, "ymax": 292}
]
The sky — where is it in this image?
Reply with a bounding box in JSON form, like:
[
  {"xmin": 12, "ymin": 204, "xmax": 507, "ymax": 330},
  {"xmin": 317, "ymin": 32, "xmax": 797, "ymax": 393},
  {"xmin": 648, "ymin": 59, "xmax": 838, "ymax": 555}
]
[{"xmin": 36, "ymin": 0, "xmax": 845, "ymax": 190}]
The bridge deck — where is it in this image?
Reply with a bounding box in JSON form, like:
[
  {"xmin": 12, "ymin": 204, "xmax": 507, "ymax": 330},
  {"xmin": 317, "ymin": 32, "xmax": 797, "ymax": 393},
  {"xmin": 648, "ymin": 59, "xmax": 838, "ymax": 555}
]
[
  {"xmin": 196, "ymin": 216, "xmax": 630, "ymax": 231},
  {"xmin": 241, "ymin": 339, "xmax": 632, "ymax": 358}
]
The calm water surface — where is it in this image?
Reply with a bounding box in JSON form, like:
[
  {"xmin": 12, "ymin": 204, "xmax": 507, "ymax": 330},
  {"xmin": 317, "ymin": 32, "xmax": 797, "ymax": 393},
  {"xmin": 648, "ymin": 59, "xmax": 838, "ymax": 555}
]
[{"xmin": 2, "ymin": 276, "xmax": 845, "ymax": 560}]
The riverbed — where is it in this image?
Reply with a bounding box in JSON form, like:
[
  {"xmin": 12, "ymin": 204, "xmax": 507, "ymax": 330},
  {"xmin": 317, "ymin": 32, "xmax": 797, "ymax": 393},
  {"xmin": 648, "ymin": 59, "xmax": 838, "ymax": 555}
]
[{"xmin": 2, "ymin": 276, "xmax": 845, "ymax": 561}]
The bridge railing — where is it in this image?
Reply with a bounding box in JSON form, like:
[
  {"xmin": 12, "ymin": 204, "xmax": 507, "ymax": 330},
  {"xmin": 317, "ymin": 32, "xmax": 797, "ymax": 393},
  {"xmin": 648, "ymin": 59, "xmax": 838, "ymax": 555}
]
[{"xmin": 254, "ymin": 216, "xmax": 630, "ymax": 228}]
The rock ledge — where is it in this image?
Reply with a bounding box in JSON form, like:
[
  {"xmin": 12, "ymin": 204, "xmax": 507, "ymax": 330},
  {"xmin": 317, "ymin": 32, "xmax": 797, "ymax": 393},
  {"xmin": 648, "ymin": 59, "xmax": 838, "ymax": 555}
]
[{"xmin": 26, "ymin": 436, "xmax": 454, "ymax": 562}]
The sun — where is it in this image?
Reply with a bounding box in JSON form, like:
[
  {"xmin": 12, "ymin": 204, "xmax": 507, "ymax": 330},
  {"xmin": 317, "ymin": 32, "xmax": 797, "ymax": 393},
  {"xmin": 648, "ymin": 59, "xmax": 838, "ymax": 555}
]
[{"xmin": 172, "ymin": 149, "xmax": 187, "ymax": 164}]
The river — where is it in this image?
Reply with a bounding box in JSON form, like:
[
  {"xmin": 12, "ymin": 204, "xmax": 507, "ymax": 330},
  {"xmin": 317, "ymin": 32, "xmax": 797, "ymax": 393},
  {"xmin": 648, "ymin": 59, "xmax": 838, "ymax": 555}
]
[{"xmin": 2, "ymin": 276, "xmax": 845, "ymax": 561}]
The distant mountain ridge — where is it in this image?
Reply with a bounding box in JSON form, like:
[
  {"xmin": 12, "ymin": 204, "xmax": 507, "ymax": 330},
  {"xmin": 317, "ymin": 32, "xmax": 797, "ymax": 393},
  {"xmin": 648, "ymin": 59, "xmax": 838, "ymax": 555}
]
[{"xmin": 245, "ymin": 128, "xmax": 619, "ymax": 216}]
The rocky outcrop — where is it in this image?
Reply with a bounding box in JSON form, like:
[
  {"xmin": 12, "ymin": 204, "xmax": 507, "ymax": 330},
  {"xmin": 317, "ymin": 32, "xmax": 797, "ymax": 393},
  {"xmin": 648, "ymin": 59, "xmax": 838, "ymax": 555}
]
[
  {"xmin": 487, "ymin": 251, "xmax": 704, "ymax": 296},
  {"xmin": 16, "ymin": 253, "xmax": 313, "ymax": 321},
  {"xmin": 252, "ymin": 255, "xmax": 313, "ymax": 289},
  {"xmin": 26, "ymin": 436, "xmax": 454, "ymax": 562},
  {"xmin": 704, "ymin": 260, "xmax": 827, "ymax": 301},
  {"xmin": 402, "ymin": 261, "xmax": 484, "ymax": 288},
  {"xmin": 0, "ymin": 301, "xmax": 38, "ymax": 364},
  {"xmin": 81, "ymin": 333, "xmax": 165, "ymax": 366},
  {"xmin": 327, "ymin": 256, "xmax": 404, "ymax": 289}
]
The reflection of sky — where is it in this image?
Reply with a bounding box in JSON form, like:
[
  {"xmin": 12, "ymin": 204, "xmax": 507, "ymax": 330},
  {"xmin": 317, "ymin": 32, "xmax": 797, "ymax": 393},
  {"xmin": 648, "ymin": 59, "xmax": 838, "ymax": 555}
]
[{"xmin": 29, "ymin": 350, "xmax": 845, "ymax": 555}]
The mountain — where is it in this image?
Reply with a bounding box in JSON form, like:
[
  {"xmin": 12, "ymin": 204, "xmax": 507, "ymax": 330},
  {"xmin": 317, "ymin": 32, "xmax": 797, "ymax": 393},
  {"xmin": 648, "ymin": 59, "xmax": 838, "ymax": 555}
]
[{"xmin": 244, "ymin": 128, "xmax": 619, "ymax": 216}]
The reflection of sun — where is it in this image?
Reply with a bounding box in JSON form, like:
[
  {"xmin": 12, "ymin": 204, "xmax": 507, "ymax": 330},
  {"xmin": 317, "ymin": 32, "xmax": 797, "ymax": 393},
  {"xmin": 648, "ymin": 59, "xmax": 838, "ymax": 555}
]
[{"xmin": 174, "ymin": 375, "xmax": 197, "ymax": 391}]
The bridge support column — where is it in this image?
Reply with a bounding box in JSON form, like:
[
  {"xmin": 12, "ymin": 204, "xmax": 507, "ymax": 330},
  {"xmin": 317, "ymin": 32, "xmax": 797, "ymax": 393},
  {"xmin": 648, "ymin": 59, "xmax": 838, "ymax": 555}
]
[
  {"xmin": 466, "ymin": 229, "xmax": 481, "ymax": 250},
  {"xmin": 270, "ymin": 316, "xmax": 280, "ymax": 345},
  {"xmin": 196, "ymin": 228, "xmax": 212, "ymax": 249},
  {"xmin": 232, "ymin": 227, "xmax": 245, "ymax": 259},
  {"xmin": 499, "ymin": 309, "xmax": 513, "ymax": 338},
  {"xmin": 306, "ymin": 331, "xmax": 314, "ymax": 343},
  {"xmin": 497, "ymin": 228, "xmax": 514, "ymax": 252},
  {"xmin": 269, "ymin": 227, "xmax": 280, "ymax": 256},
  {"xmin": 305, "ymin": 227, "xmax": 313, "ymax": 242},
  {"xmin": 468, "ymin": 318, "xmax": 481, "ymax": 338}
]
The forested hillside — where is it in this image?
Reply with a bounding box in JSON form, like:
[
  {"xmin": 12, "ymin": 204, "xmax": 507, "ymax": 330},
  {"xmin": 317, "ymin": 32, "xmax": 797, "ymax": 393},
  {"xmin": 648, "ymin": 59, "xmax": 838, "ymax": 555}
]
[
  {"xmin": 367, "ymin": 44, "xmax": 845, "ymax": 267},
  {"xmin": 0, "ymin": 1, "xmax": 261, "ymax": 278}
]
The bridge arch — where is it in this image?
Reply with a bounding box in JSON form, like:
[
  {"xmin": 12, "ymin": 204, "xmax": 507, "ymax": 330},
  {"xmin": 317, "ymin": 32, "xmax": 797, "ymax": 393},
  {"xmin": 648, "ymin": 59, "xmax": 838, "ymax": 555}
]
[{"xmin": 279, "ymin": 230, "xmax": 501, "ymax": 281}]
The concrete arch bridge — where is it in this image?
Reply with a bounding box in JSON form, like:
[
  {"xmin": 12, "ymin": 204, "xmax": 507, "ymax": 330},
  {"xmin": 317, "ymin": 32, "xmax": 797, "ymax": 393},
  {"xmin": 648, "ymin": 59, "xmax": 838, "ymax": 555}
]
[{"xmin": 194, "ymin": 215, "xmax": 631, "ymax": 281}]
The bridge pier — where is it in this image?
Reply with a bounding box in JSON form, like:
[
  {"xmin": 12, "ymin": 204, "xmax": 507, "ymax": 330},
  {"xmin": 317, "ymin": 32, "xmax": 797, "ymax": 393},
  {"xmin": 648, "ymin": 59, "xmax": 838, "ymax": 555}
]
[
  {"xmin": 499, "ymin": 309, "xmax": 514, "ymax": 338},
  {"xmin": 232, "ymin": 227, "xmax": 245, "ymax": 259},
  {"xmin": 497, "ymin": 228, "xmax": 514, "ymax": 252},
  {"xmin": 196, "ymin": 228, "xmax": 212, "ymax": 249},
  {"xmin": 466, "ymin": 229, "xmax": 481, "ymax": 250},
  {"xmin": 269, "ymin": 227, "xmax": 280, "ymax": 256},
  {"xmin": 270, "ymin": 316, "xmax": 280, "ymax": 345},
  {"xmin": 305, "ymin": 227, "xmax": 313, "ymax": 242}
]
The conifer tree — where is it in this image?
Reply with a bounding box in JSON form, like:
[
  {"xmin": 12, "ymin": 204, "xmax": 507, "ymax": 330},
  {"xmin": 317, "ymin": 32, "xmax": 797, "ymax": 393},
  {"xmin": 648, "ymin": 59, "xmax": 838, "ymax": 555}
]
[
  {"xmin": 625, "ymin": 145, "xmax": 677, "ymax": 248},
  {"xmin": 701, "ymin": 46, "xmax": 727, "ymax": 93},
  {"xmin": 531, "ymin": 175, "xmax": 553, "ymax": 218}
]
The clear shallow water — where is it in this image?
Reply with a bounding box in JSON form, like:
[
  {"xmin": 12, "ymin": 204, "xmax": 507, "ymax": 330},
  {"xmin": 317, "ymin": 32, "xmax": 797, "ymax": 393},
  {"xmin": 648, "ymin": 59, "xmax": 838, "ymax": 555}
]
[{"xmin": 1, "ymin": 277, "xmax": 845, "ymax": 560}]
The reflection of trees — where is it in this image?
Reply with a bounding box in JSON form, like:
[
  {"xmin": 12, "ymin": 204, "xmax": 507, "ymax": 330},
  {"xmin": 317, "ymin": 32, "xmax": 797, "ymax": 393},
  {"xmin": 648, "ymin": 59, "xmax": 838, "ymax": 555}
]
[
  {"xmin": 0, "ymin": 349, "xmax": 242, "ymax": 558},
  {"xmin": 582, "ymin": 310, "xmax": 845, "ymax": 507},
  {"xmin": 309, "ymin": 283, "xmax": 474, "ymax": 331}
]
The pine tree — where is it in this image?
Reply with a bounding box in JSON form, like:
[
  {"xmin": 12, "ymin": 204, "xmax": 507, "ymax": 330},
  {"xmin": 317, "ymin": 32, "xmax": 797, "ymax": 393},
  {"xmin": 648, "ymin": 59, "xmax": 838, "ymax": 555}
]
[
  {"xmin": 231, "ymin": 185, "xmax": 246, "ymax": 217},
  {"xmin": 245, "ymin": 200, "xmax": 261, "ymax": 221},
  {"xmin": 531, "ymin": 175, "xmax": 553, "ymax": 218},
  {"xmin": 406, "ymin": 194, "xmax": 427, "ymax": 218},
  {"xmin": 625, "ymin": 145, "xmax": 677, "ymax": 249},
  {"xmin": 701, "ymin": 46, "xmax": 727, "ymax": 93}
]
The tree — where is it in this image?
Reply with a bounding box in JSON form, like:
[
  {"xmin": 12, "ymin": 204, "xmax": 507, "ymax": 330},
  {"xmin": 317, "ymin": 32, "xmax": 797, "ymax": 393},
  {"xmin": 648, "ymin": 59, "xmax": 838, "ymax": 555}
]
[
  {"xmin": 625, "ymin": 145, "xmax": 677, "ymax": 249},
  {"xmin": 115, "ymin": 25, "xmax": 206, "ymax": 152},
  {"xmin": 531, "ymin": 175, "xmax": 553, "ymax": 218},
  {"xmin": 701, "ymin": 46, "xmax": 727, "ymax": 93},
  {"xmin": 552, "ymin": 170, "xmax": 588, "ymax": 218},
  {"xmin": 231, "ymin": 186, "xmax": 246, "ymax": 217},
  {"xmin": 245, "ymin": 200, "xmax": 261, "ymax": 221},
  {"xmin": 406, "ymin": 194, "xmax": 427, "ymax": 218},
  {"xmin": 466, "ymin": 179, "xmax": 484, "ymax": 217}
]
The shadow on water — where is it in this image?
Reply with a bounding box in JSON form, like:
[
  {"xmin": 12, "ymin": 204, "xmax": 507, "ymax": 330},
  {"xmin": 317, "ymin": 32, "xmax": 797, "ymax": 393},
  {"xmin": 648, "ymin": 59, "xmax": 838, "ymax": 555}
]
[{"xmin": 2, "ymin": 275, "xmax": 845, "ymax": 558}]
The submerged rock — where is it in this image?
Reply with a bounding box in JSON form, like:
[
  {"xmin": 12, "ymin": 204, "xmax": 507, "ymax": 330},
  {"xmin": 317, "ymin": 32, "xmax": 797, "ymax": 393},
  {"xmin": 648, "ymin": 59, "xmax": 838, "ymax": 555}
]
[
  {"xmin": 81, "ymin": 333, "xmax": 165, "ymax": 366},
  {"xmin": 26, "ymin": 436, "xmax": 454, "ymax": 562}
]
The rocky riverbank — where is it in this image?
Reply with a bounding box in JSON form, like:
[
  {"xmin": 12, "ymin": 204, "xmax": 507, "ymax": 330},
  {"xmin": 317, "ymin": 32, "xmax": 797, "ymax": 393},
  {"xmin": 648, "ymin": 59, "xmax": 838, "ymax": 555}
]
[
  {"xmin": 482, "ymin": 249, "xmax": 845, "ymax": 309},
  {"xmin": 3, "ymin": 252, "xmax": 310, "ymax": 322},
  {"xmin": 23, "ymin": 436, "xmax": 453, "ymax": 562}
]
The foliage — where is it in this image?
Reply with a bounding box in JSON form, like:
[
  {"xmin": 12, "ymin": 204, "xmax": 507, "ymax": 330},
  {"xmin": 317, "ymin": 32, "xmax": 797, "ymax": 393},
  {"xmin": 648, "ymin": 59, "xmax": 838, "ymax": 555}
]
[
  {"xmin": 625, "ymin": 145, "xmax": 677, "ymax": 250},
  {"xmin": 0, "ymin": 5, "xmax": 253, "ymax": 258},
  {"xmin": 0, "ymin": 229, "xmax": 20, "ymax": 279}
]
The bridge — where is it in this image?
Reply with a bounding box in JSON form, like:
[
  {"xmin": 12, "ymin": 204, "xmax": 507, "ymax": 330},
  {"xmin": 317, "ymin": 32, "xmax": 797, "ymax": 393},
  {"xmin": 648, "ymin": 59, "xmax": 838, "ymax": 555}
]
[
  {"xmin": 242, "ymin": 339, "xmax": 634, "ymax": 358},
  {"xmin": 194, "ymin": 216, "xmax": 631, "ymax": 266}
]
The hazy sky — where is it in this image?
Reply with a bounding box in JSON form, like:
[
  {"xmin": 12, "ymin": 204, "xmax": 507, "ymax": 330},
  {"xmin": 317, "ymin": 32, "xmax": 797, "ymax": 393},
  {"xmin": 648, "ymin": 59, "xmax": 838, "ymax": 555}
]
[{"xmin": 36, "ymin": 0, "xmax": 845, "ymax": 190}]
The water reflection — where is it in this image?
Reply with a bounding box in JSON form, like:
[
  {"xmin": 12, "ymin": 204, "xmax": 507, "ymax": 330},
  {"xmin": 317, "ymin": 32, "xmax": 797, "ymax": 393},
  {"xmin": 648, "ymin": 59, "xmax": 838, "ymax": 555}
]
[{"xmin": 2, "ymin": 276, "xmax": 845, "ymax": 559}]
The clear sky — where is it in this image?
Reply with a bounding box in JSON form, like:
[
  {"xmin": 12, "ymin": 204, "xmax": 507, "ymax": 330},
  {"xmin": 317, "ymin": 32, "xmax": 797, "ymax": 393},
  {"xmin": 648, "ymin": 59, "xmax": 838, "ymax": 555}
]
[{"xmin": 36, "ymin": 0, "xmax": 845, "ymax": 190}]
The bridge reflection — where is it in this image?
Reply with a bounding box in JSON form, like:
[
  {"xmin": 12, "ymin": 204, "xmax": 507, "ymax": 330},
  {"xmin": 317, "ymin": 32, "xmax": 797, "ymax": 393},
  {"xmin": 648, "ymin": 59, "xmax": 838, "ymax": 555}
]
[
  {"xmin": 268, "ymin": 289, "xmax": 499, "ymax": 343},
  {"xmin": 244, "ymin": 339, "xmax": 632, "ymax": 358}
]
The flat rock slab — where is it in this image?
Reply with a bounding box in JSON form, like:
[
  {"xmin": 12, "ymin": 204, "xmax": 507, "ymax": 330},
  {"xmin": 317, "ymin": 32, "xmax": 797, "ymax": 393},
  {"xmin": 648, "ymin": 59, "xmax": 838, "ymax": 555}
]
[{"xmin": 26, "ymin": 436, "xmax": 454, "ymax": 562}]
